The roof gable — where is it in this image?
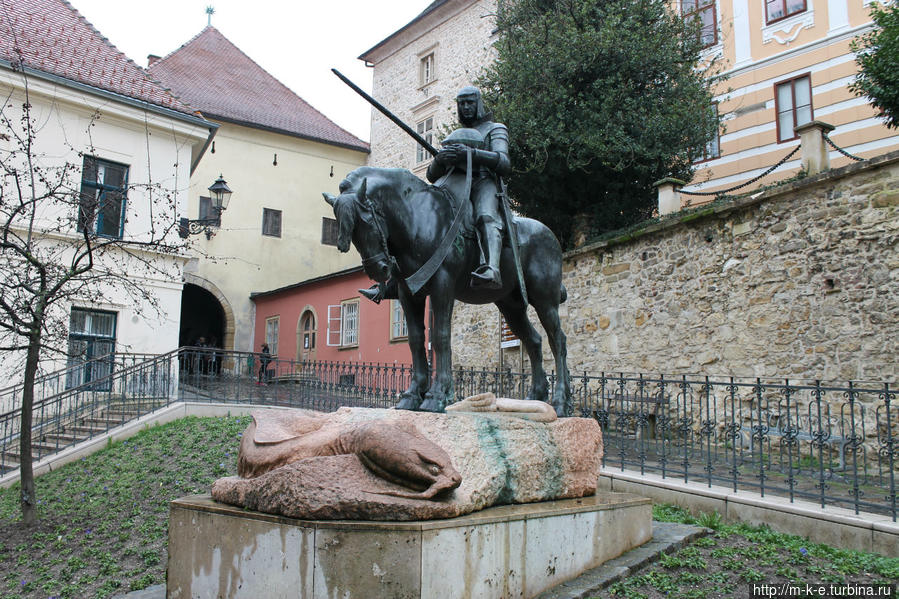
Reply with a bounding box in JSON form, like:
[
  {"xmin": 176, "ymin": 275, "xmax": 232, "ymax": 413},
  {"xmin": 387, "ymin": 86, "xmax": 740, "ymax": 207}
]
[
  {"xmin": 0, "ymin": 0, "xmax": 196, "ymax": 116},
  {"xmin": 149, "ymin": 27, "xmax": 368, "ymax": 152}
]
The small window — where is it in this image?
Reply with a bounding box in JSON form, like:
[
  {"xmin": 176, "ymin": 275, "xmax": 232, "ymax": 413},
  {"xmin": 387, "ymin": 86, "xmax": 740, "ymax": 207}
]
[
  {"xmin": 416, "ymin": 117, "xmax": 434, "ymax": 164},
  {"xmin": 766, "ymin": 0, "xmax": 807, "ymax": 24},
  {"xmin": 301, "ymin": 311, "xmax": 316, "ymax": 350},
  {"xmin": 265, "ymin": 316, "xmax": 280, "ymax": 357},
  {"xmin": 321, "ymin": 217, "xmax": 339, "ymax": 246},
  {"xmin": 420, "ymin": 53, "xmax": 435, "ymax": 86},
  {"xmin": 262, "ymin": 208, "xmax": 282, "ymax": 237},
  {"xmin": 390, "ymin": 300, "xmax": 408, "ymax": 341},
  {"xmin": 198, "ymin": 196, "xmax": 221, "ymax": 225},
  {"xmin": 327, "ymin": 300, "xmax": 359, "ymax": 347},
  {"xmin": 682, "ymin": 0, "xmax": 717, "ymax": 48},
  {"xmin": 78, "ymin": 156, "xmax": 129, "ymax": 238},
  {"xmin": 693, "ymin": 103, "xmax": 721, "ymax": 163},
  {"xmin": 775, "ymin": 74, "xmax": 813, "ymax": 142},
  {"xmin": 66, "ymin": 308, "xmax": 117, "ymax": 390}
]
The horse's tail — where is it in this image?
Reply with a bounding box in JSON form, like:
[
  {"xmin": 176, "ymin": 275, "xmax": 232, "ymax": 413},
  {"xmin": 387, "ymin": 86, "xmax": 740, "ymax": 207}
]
[{"xmin": 559, "ymin": 283, "xmax": 567, "ymax": 304}]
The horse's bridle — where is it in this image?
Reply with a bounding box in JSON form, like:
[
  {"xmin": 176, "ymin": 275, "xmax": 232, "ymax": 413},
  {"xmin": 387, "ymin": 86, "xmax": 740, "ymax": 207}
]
[{"xmin": 354, "ymin": 194, "xmax": 399, "ymax": 280}]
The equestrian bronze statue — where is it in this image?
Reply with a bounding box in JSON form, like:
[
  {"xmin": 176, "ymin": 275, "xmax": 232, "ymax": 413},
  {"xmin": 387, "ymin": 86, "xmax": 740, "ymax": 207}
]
[{"xmin": 326, "ymin": 73, "xmax": 571, "ymax": 417}]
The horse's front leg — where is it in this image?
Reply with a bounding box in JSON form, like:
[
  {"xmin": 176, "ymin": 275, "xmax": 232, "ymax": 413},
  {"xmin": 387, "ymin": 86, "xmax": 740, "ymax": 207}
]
[
  {"xmin": 396, "ymin": 294, "xmax": 429, "ymax": 411},
  {"xmin": 419, "ymin": 279, "xmax": 455, "ymax": 413}
]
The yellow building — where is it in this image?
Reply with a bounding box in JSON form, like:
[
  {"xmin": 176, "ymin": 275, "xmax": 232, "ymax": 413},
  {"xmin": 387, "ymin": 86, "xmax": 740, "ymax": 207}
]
[
  {"xmin": 149, "ymin": 27, "xmax": 369, "ymax": 354},
  {"xmin": 683, "ymin": 0, "xmax": 899, "ymax": 198}
]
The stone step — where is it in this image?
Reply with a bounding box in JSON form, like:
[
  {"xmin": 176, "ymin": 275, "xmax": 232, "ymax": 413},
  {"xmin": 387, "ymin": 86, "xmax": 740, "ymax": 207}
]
[{"xmin": 39, "ymin": 431, "xmax": 90, "ymax": 445}]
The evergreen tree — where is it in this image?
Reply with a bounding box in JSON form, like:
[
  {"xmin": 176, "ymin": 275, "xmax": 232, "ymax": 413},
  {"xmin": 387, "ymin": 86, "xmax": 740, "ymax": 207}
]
[
  {"xmin": 850, "ymin": 3, "xmax": 899, "ymax": 129},
  {"xmin": 481, "ymin": 0, "xmax": 723, "ymax": 247}
]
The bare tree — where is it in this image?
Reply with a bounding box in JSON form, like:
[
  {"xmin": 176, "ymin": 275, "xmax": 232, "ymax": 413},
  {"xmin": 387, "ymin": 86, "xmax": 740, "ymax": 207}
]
[{"xmin": 0, "ymin": 68, "xmax": 189, "ymax": 525}]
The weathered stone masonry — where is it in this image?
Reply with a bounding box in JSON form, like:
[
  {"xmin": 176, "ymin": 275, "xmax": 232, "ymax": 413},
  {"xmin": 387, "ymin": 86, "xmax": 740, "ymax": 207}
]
[{"xmin": 452, "ymin": 151, "xmax": 899, "ymax": 383}]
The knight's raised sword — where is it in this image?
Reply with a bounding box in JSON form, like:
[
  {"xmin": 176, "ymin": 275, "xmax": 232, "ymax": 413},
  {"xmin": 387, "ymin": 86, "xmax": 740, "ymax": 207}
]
[{"xmin": 332, "ymin": 68, "xmax": 438, "ymax": 157}]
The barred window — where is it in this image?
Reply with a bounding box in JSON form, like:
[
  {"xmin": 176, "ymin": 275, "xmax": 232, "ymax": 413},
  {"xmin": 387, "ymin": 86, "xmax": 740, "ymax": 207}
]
[
  {"xmin": 327, "ymin": 300, "xmax": 360, "ymax": 347},
  {"xmin": 265, "ymin": 316, "xmax": 280, "ymax": 357},
  {"xmin": 390, "ymin": 300, "xmax": 408, "ymax": 340},
  {"xmin": 66, "ymin": 308, "xmax": 117, "ymax": 390}
]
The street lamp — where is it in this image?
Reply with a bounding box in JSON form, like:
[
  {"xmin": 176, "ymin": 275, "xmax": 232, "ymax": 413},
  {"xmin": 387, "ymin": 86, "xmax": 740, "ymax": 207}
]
[{"xmin": 179, "ymin": 174, "xmax": 233, "ymax": 239}]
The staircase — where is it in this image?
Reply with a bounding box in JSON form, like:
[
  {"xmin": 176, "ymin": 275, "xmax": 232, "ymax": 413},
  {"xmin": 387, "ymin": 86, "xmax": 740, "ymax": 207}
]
[{"xmin": 0, "ymin": 353, "xmax": 178, "ymax": 478}]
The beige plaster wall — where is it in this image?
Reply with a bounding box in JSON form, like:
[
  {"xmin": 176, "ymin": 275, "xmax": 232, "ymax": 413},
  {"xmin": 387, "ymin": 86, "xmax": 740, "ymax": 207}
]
[{"xmin": 186, "ymin": 122, "xmax": 368, "ymax": 352}]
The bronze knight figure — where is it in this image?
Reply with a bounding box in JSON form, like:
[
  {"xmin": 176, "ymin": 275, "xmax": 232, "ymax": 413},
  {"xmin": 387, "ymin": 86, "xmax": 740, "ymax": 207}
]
[
  {"xmin": 427, "ymin": 86, "xmax": 511, "ymax": 290},
  {"xmin": 326, "ymin": 74, "xmax": 572, "ymax": 416}
]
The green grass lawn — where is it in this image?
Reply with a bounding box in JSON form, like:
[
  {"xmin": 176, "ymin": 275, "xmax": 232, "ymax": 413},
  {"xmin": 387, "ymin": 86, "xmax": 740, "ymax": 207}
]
[
  {"xmin": 0, "ymin": 415, "xmax": 896, "ymax": 599},
  {"xmin": 0, "ymin": 415, "xmax": 251, "ymax": 599}
]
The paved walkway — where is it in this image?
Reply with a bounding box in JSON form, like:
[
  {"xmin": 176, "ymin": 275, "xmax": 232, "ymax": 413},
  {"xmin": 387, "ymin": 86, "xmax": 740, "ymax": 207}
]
[{"xmin": 112, "ymin": 521, "xmax": 706, "ymax": 599}]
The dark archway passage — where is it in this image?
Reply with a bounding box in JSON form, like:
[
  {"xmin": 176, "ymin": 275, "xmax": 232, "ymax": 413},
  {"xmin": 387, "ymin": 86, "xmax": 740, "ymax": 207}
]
[{"xmin": 179, "ymin": 283, "xmax": 225, "ymax": 349}]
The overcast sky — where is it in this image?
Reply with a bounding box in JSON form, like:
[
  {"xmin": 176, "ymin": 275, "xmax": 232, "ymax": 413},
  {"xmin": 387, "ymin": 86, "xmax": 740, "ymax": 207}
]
[{"xmin": 71, "ymin": 0, "xmax": 432, "ymax": 142}]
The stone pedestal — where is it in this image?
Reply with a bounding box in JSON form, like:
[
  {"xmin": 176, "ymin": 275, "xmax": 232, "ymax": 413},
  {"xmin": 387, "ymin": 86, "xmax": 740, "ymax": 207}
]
[{"xmin": 167, "ymin": 492, "xmax": 652, "ymax": 599}]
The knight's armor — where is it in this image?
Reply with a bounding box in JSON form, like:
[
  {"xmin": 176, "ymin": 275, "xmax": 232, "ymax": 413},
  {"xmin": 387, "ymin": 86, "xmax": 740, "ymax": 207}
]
[{"xmin": 427, "ymin": 86, "xmax": 510, "ymax": 290}]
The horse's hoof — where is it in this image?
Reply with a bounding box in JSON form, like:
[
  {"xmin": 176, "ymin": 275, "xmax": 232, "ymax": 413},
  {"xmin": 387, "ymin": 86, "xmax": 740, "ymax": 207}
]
[
  {"xmin": 553, "ymin": 398, "xmax": 573, "ymax": 418},
  {"xmin": 418, "ymin": 398, "xmax": 446, "ymax": 413},
  {"xmin": 396, "ymin": 395, "xmax": 422, "ymax": 411}
]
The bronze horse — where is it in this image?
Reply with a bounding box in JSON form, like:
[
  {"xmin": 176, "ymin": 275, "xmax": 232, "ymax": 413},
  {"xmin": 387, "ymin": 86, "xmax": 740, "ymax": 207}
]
[{"xmin": 324, "ymin": 166, "xmax": 571, "ymax": 416}]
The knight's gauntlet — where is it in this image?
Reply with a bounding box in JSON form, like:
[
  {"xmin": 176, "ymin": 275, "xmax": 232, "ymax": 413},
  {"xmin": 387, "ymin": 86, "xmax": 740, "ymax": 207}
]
[{"xmin": 472, "ymin": 149, "xmax": 500, "ymax": 169}]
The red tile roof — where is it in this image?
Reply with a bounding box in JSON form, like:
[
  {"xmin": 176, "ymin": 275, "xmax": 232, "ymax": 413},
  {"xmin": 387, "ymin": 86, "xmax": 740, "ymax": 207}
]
[
  {"xmin": 0, "ymin": 0, "xmax": 198, "ymax": 116},
  {"xmin": 149, "ymin": 27, "xmax": 369, "ymax": 152}
]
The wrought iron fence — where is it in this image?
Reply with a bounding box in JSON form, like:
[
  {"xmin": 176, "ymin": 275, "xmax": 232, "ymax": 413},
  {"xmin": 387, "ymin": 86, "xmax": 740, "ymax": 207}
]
[
  {"xmin": 2, "ymin": 349, "xmax": 895, "ymax": 521},
  {"xmin": 0, "ymin": 352, "xmax": 162, "ymax": 415},
  {"xmin": 0, "ymin": 352, "xmax": 177, "ymax": 475},
  {"xmin": 567, "ymin": 372, "xmax": 896, "ymax": 520}
]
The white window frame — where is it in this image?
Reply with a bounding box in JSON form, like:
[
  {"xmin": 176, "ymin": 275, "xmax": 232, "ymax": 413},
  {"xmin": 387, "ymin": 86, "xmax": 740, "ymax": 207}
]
[
  {"xmin": 419, "ymin": 52, "xmax": 436, "ymax": 87},
  {"xmin": 390, "ymin": 300, "xmax": 408, "ymax": 341},
  {"xmin": 681, "ymin": 0, "xmax": 718, "ymax": 49},
  {"xmin": 775, "ymin": 73, "xmax": 813, "ymax": 142},
  {"xmin": 326, "ymin": 300, "xmax": 359, "ymax": 347},
  {"xmin": 265, "ymin": 316, "xmax": 280, "ymax": 357},
  {"xmin": 416, "ymin": 117, "xmax": 434, "ymax": 164}
]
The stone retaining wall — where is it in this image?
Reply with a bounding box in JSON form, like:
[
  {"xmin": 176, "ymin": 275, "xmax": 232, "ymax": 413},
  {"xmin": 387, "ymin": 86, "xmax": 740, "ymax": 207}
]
[{"xmin": 452, "ymin": 151, "xmax": 899, "ymax": 383}]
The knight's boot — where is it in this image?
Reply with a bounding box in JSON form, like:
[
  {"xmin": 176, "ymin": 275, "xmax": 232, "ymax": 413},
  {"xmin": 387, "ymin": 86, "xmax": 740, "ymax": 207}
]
[
  {"xmin": 471, "ymin": 220, "xmax": 503, "ymax": 290},
  {"xmin": 359, "ymin": 279, "xmax": 399, "ymax": 304}
]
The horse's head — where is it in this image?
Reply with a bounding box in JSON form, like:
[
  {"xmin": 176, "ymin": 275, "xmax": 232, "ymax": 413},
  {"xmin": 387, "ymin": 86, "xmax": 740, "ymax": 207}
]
[{"xmin": 323, "ymin": 176, "xmax": 393, "ymax": 283}]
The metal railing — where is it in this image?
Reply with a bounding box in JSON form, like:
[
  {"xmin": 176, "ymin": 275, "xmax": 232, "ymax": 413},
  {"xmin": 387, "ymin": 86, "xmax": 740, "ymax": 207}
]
[
  {"xmin": 2, "ymin": 349, "xmax": 895, "ymax": 521},
  {"xmin": 0, "ymin": 351, "xmax": 178, "ymax": 475},
  {"xmin": 568, "ymin": 372, "xmax": 896, "ymax": 520},
  {"xmin": 0, "ymin": 352, "xmax": 161, "ymax": 415}
]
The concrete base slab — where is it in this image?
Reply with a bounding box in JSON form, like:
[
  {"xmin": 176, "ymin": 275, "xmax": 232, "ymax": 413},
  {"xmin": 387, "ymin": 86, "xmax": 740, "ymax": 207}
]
[{"xmin": 167, "ymin": 492, "xmax": 652, "ymax": 599}]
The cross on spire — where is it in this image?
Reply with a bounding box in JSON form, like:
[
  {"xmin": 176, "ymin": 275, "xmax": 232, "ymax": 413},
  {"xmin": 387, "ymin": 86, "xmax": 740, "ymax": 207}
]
[{"xmin": 206, "ymin": 6, "xmax": 215, "ymax": 26}]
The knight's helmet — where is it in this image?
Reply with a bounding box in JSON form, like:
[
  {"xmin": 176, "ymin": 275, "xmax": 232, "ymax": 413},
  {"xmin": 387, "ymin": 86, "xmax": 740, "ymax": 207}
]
[
  {"xmin": 441, "ymin": 128, "xmax": 484, "ymax": 150},
  {"xmin": 456, "ymin": 86, "xmax": 488, "ymax": 123}
]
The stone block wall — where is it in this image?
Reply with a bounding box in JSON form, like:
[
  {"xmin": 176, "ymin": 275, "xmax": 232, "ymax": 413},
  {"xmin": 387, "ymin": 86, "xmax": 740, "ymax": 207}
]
[{"xmin": 452, "ymin": 152, "xmax": 899, "ymax": 384}]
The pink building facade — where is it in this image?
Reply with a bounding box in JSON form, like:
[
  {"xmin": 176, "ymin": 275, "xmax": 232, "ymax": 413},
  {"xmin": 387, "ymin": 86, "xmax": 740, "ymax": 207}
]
[{"xmin": 251, "ymin": 267, "xmax": 415, "ymax": 366}]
